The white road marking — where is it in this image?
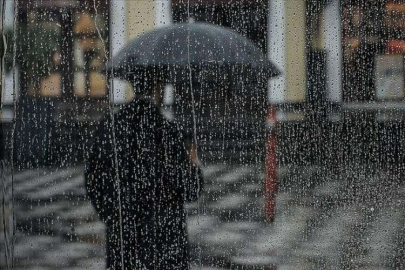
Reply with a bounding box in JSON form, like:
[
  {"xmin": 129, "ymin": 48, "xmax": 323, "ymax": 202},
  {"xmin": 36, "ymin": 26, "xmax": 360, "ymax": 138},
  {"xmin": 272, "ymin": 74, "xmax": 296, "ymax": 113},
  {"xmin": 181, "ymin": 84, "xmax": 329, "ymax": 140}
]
[
  {"xmin": 216, "ymin": 166, "xmax": 253, "ymax": 184},
  {"xmin": 209, "ymin": 194, "xmax": 249, "ymax": 210},
  {"xmin": 313, "ymin": 180, "xmax": 341, "ymax": 196},
  {"xmin": 28, "ymin": 174, "xmax": 85, "ymax": 200},
  {"xmin": 203, "ymin": 164, "xmax": 227, "ymax": 178},
  {"xmin": 250, "ymin": 206, "xmax": 313, "ymax": 253},
  {"xmin": 362, "ymin": 209, "xmax": 402, "ymax": 266},
  {"xmin": 297, "ymin": 206, "xmax": 361, "ymax": 259},
  {"xmin": 15, "ymin": 169, "xmax": 78, "ymax": 194}
]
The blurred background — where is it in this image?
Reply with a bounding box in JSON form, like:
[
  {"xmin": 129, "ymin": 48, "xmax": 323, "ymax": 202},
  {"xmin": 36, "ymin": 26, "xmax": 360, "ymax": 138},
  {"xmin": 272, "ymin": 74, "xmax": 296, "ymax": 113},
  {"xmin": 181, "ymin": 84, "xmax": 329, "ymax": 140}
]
[{"xmin": 1, "ymin": 0, "xmax": 405, "ymax": 269}]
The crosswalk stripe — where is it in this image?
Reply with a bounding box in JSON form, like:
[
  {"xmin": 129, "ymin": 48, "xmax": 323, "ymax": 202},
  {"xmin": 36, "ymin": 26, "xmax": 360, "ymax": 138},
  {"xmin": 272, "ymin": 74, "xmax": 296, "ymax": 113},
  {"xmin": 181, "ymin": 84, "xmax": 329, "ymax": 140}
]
[
  {"xmin": 9, "ymin": 169, "xmax": 46, "ymax": 183},
  {"xmin": 2, "ymin": 169, "xmax": 46, "ymax": 200},
  {"xmin": 362, "ymin": 209, "xmax": 402, "ymax": 266},
  {"xmin": 28, "ymin": 174, "xmax": 85, "ymax": 200},
  {"xmin": 313, "ymin": 180, "xmax": 341, "ymax": 196},
  {"xmin": 202, "ymin": 164, "xmax": 227, "ymax": 179},
  {"xmin": 249, "ymin": 206, "xmax": 313, "ymax": 254},
  {"xmin": 209, "ymin": 193, "xmax": 249, "ymax": 210},
  {"xmin": 15, "ymin": 168, "xmax": 79, "ymax": 194},
  {"xmin": 8, "ymin": 164, "xmax": 405, "ymax": 270},
  {"xmin": 297, "ymin": 206, "xmax": 362, "ymax": 259},
  {"xmin": 215, "ymin": 166, "xmax": 253, "ymax": 184}
]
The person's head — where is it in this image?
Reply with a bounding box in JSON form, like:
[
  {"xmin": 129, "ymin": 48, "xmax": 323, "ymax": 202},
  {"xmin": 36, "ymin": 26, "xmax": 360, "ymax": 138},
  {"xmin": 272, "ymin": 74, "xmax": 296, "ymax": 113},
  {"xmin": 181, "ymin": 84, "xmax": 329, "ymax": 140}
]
[{"xmin": 132, "ymin": 69, "xmax": 165, "ymax": 104}]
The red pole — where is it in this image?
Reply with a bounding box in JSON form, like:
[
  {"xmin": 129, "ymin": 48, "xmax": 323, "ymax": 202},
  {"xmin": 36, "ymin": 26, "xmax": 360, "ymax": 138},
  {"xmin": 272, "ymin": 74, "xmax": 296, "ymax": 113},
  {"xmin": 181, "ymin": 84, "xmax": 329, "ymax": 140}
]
[{"xmin": 264, "ymin": 105, "xmax": 277, "ymax": 223}]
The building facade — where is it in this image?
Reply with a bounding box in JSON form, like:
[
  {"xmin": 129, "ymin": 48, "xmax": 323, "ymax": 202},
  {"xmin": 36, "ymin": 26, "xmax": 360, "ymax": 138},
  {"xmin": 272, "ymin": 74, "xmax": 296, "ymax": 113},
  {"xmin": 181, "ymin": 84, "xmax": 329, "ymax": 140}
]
[{"xmin": 3, "ymin": 0, "xmax": 405, "ymax": 166}]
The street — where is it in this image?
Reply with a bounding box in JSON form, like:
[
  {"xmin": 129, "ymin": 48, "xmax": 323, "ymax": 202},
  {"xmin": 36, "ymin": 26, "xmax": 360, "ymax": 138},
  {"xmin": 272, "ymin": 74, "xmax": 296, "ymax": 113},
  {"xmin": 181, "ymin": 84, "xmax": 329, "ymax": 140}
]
[{"xmin": 4, "ymin": 163, "xmax": 405, "ymax": 270}]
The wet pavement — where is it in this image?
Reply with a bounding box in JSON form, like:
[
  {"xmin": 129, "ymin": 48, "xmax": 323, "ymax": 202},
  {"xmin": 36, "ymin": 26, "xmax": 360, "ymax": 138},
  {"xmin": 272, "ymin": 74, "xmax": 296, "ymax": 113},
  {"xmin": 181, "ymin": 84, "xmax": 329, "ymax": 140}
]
[{"xmin": 2, "ymin": 163, "xmax": 405, "ymax": 270}]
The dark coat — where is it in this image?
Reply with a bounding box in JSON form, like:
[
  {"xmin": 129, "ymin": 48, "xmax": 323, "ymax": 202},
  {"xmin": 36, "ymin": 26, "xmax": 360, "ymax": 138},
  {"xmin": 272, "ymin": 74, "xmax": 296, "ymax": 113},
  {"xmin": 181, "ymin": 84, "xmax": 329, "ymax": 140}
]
[{"xmin": 85, "ymin": 99, "xmax": 202, "ymax": 270}]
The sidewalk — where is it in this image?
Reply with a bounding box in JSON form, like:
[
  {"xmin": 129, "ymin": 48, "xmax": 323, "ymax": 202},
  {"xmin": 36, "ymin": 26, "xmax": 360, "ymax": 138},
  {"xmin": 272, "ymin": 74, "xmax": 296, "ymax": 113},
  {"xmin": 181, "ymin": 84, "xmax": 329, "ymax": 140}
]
[{"xmin": 4, "ymin": 163, "xmax": 405, "ymax": 269}]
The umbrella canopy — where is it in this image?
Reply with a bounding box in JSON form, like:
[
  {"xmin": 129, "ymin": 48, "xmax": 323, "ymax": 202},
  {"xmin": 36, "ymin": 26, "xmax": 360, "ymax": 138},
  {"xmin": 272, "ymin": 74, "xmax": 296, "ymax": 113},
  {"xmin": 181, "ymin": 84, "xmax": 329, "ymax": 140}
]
[{"xmin": 107, "ymin": 22, "xmax": 281, "ymax": 80}]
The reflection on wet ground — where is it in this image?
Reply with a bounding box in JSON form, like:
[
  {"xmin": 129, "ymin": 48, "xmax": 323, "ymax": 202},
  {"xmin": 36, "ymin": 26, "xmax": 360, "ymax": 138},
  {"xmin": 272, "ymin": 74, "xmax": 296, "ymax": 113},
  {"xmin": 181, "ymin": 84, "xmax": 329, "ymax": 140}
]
[{"xmin": 3, "ymin": 164, "xmax": 405, "ymax": 270}]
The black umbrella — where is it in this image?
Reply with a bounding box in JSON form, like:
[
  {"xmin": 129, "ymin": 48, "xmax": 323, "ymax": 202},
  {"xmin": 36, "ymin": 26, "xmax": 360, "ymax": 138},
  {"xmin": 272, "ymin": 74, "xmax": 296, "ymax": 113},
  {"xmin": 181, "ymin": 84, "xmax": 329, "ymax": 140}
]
[{"xmin": 107, "ymin": 22, "xmax": 281, "ymax": 80}]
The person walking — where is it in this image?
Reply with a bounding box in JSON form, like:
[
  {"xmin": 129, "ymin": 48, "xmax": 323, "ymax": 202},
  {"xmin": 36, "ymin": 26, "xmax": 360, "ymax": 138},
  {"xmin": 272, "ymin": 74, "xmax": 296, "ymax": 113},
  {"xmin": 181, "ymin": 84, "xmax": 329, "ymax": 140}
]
[{"xmin": 85, "ymin": 76, "xmax": 202, "ymax": 270}]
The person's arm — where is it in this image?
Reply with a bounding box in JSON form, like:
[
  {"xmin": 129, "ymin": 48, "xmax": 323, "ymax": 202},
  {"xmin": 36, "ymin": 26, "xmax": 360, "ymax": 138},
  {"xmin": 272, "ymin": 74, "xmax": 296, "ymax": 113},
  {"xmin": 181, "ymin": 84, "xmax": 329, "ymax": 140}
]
[
  {"xmin": 184, "ymin": 159, "xmax": 203, "ymax": 202},
  {"xmin": 172, "ymin": 128, "xmax": 203, "ymax": 202}
]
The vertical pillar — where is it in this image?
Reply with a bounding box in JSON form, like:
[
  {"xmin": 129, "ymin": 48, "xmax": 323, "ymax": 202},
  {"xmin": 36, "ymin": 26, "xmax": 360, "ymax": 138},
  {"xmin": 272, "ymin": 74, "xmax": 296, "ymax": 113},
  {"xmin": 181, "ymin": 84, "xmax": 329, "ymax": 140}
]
[
  {"xmin": 269, "ymin": 0, "xmax": 306, "ymax": 103},
  {"xmin": 2, "ymin": 0, "xmax": 17, "ymax": 105},
  {"xmin": 268, "ymin": 0, "xmax": 285, "ymax": 104},
  {"xmin": 110, "ymin": 0, "xmax": 127, "ymax": 103},
  {"xmin": 323, "ymin": 0, "xmax": 342, "ymax": 102},
  {"xmin": 111, "ymin": 1, "xmax": 126, "ymax": 57},
  {"xmin": 126, "ymin": 0, "xmax": 156, "ymax": 41},
  {"xmin": 264, "ymin": 105, "xmax": 277, "ymax": 223},
  {"xmin": 155, "ymin": 0, "xmax": 173, "ymax": 28},
  {"xmin": 285, "ymin": 0, "xmax": 306, "ymax": 102},
  {"xmin": 266, "ymin": 0, "xmax": 285, "ymax": 223},
  {"xmin": 266, "ymin": 0, "xmax": 306, "ymax": 222}
]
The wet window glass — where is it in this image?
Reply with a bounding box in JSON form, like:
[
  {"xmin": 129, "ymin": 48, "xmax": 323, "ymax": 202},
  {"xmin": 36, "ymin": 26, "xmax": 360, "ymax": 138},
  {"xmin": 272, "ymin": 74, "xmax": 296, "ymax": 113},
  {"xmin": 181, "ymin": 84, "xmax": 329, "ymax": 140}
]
[{"xmin": 1, "ymin": 1, "xmax": 404, "ymax": 269}]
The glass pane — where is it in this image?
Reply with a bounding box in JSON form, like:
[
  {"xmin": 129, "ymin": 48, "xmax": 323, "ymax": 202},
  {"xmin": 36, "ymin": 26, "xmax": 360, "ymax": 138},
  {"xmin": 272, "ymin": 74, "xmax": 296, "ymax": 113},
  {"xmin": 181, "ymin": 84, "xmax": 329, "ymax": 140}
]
[
  {"xmin": 2, "ymin": 1, "xmax": 404, "ymax": 270},
  {"xmin": 73, "ymin": 10, "xmax": 108, "ymax": 99}
]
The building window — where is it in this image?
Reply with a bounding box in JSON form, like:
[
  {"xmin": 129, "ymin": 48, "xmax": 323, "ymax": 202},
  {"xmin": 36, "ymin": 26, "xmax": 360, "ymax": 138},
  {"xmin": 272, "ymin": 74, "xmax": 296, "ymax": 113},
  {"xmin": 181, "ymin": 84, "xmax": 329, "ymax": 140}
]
[
  {"xmin": 17, "ymin": 1, "xmax": 109, "ymax": 101},
  {"xmin": 342, "ymin": 0, "xmax": 405, "ymax": 102},
  {"xmin": 73, "ymin": 10, "xmax": 108, "ymax": 99}
]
